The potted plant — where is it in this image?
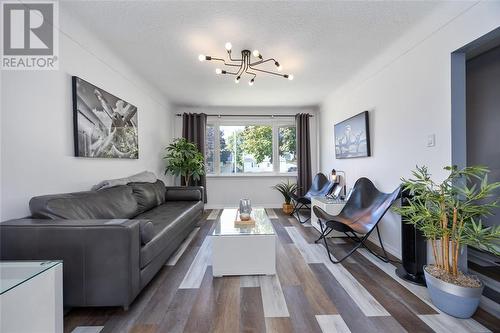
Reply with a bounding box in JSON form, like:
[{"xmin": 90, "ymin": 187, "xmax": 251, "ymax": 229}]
[
  {"xmin": 164, "ymin": 138, "xmax": 205, "ymax": 186},
  {"xmin": 395, "ymin": 165, "xmax": 500, "ymax": 318},
  {"xmin": 272, "ymin": 180, "xmax": 298, "ymax": 214}
]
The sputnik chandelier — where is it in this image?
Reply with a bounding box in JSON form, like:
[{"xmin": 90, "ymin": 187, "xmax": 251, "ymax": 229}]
[{"xmin": 198, "ymin": 42, "xmax": 294, "ymax": 86}]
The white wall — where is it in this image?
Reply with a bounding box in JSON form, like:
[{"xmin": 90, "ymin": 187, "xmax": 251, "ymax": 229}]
[
  {"xmin": 0, "ymin": 7, "xmax": 174, "ymax": 220},
  {"xmin": 319, "ymin": 2, "xmax": 500, "ymax": 258},
  {"xmin": 174, "ymin": 106, "xmax": 319, "ymax": 208}
]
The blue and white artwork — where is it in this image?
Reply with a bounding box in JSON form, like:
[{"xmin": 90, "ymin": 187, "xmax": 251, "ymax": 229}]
[{"xmin": 334, "ymin": 111, "xmax": 371, "ymax": 159}]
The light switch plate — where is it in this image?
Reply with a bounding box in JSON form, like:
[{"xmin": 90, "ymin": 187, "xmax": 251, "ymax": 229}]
[{"xmin": 427, "ymin": 134, "xmax": 436, "ymax": 147}]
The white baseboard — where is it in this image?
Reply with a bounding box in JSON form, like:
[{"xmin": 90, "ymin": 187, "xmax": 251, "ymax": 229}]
[{"xmin": 367, "ymin": 233, "xmax": 402, "ymax": 260}]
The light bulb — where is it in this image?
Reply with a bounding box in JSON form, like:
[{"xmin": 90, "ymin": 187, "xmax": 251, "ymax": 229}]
[
  {"xmin": 252, "ymin": 49, "xmax": 260, "ymax": 57},
  {"xmin": 288, "ymin": 74, "xmax": 294, "ymax": 81},
  {"xmin": 249, "ymin": 79, "xmax": 254, "ymax": 86},
  {"xmin": 215, "ymin": 68, "xmax": 222, "ymax": 75},
  {"xmin": 225, "ymin": 42, "xmax": 232, "ymax": 51},
  {"xmin": 235, "ymin": 77, "xmax": 240, "ymax": 83},
  {"xmin": 198, "ymin": 54, "xmax": 205, "ymax": 62}
]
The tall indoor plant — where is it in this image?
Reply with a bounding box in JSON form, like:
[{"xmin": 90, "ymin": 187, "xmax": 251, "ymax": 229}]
[
  {"xmin": 164, "ymin": 138, "xmax": 205, "ymax": 186},
  {"xmin": 272, "ymin": 180, "xmax": 298, "ymax": 214},
  {"xmin": 395, "ymin": 165, "xmax": 500, "ymax": 318}
]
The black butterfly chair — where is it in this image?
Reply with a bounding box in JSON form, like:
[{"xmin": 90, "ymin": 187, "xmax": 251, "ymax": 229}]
[
  {"xmin": 290, "ymin": 173, "xmax": 334, "ymax": 224},
  {"xmin": 313, "ymin": 178, "xmax": 400, "ymax": 263}
]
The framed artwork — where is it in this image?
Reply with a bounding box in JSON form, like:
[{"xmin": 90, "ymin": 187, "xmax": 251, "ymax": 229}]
[
  {"xmin": 334, "ymin": 111, "xmax": 371, "ymax": 159},
  {"xmin": 72, "ymin": 76, "xmax": 138, "ymax": 159}
]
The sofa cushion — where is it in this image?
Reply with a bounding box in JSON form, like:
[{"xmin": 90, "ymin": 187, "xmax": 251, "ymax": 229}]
[
  {"xmin": 29, "ymin": 185, "xmax": 139, "ymax": 220},
  {"xmin": 135, "ymin": 201, "xmax": 203, "ymax": 268},
  {"xmin": 128, "ymin": 180, "xmax": 166, "ymax": 214},
  {"xmin": 165, "ymin": 186, "xmax": 202, "ymax": 202}
]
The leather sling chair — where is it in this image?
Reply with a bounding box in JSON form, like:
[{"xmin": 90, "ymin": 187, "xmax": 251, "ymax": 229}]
[
  {"xmin": 313, "ymin": 177, "xmax": 400, "ymax": 264},
  {"xmin": 290, "ymin": 173, "xmax": 335, "ymax": 224}
]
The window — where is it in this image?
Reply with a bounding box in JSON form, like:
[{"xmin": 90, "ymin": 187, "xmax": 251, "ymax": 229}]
[
  {"xmin": 279, "ymin": 126, "xmax": 297, "ymax": 173},
  {"xmin": 205, "ymin": 125, "xmax": 215, "ymax": 174},
  {"xmin": 206, "ymin": 120, "xmax": 296, "ymax": 176}
]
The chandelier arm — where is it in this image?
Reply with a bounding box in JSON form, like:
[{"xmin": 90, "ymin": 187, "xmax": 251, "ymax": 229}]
[
  {"xmin": 249, "ymin": 58, "xmax": 278, "ymax": 66},
  {"xmin": 248, "ymin": 65, "xmax": 285, "ymax": 77},
  {"xmin": 227, "ymin": 51, "xmax": 243, "ymax": 62},
  {"xmin": 235, "ymin": 54, "xmax": 249, "ymax": 78},
  {"xmin": 245, "ymin": 69, "xmax": 257, "ymax": 80},
  {"xmin": 234, "ymin": 63, "xmax": 244, "ymax": 78},
  {"xmin": 210, "ymin": 57, "xmax": 241, "ymax": 67}
]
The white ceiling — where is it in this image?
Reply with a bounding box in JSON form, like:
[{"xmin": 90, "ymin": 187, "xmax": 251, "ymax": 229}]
[{"xmin": 62, "ymin": 1, "xmax": 443, "ymax": 107}]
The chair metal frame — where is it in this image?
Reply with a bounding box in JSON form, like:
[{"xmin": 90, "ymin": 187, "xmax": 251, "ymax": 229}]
[
  {"xmin": 290, "ymin": 198, "xmax": 312, "ymax": 224},
  {"xmin": 314, "ymin": 218, "xmax": 390, "ymax": 263}
]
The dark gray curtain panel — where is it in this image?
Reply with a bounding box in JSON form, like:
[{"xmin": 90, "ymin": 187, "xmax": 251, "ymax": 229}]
[
  {"xmin": 295, "ymin": 113, "xmax": 312, "ymax": 197},
  {"xmin": 182, "ymin": 113, "xmax": 207, "ymax": 202}
]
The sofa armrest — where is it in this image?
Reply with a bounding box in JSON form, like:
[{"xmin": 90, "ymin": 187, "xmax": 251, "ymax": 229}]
[
  {"xmin": 0, "ymin": 218, "xmax": 143, "ymax": 308},
  {"xmin": 165, "ymin": 186, "xmax": 204, "ymax": 202}
]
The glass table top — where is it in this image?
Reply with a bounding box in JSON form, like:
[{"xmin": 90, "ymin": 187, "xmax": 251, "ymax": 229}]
[
  {"xmin": 0, "ymin": 261, "xmax": 62, "ymax": 295},
  {"xmin": 212, "ymin": 208, "xmax": 275, "ymax": 236}
]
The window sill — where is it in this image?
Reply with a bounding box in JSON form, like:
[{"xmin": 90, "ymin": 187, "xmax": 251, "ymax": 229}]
[{"xmin": 206, "ymin": 173, "xmax": 297, "ymax": 178}]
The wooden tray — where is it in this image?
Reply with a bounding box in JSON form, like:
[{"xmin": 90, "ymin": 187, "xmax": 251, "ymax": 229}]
[{"xmin": 234, "ymin": 210, "xmax": 256, "ymax": 227}]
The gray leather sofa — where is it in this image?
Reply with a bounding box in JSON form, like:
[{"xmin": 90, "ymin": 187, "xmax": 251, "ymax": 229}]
[{"xmin": 0, "ymin": 180, "xmax": 204, "ymax": 309}]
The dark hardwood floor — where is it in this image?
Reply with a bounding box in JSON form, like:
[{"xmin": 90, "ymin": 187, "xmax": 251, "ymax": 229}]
[{"xmin": 64, "ymin": 209, "xmax": 500, "ymax": 333}]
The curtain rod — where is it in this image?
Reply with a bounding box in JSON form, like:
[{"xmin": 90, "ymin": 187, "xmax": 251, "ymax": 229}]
[{"xmin": 175, "ymin": 113, "xmax": 313, "ymax": 118}]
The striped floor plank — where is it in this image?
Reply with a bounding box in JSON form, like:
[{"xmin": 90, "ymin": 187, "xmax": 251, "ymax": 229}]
[
  {"xmin": 283, "ymin": 224, "xmax": 390, "ymax": 317},
  {"xmin": 315, "ymin": 315, "xmax": 351, "ymax": 333},
  {"xmin": 418, "ymin": 314, "xmax": 491, "ymax": 333},
  {"xmin": 264, "ymin": 318, "xmax": 293, "ymax": 333},
  {"xmin": 182, "ymin": 266, "xmax": 221, "ymax": 333},
  {"xmin": 283, "ymin": 285, "xmax": 323, "ymax": 333},
  {"xmin": 259, "ymin": 275, "xmax": 289, "ymax": 317},
  {"xmin": 71, "ymin": 327, "xmax": 104, "ymax": 333},
  {"xmin": 64, "ymin": 209, "xmax": 500, "ymax": 333},
  {"xmin": 213, "ymin": 276, "xmax": 241, "ymax": 332},
  {"xmin": 240, "ymin": 275, "xmax": 260, "ymax": 288},
  {"xmin": 309, "ymin": 263, "xmax": 407, "ymax": 332},
  {"xmin": 166, "ymin": 227, "xmax": 199, "ymax": 266},
  {"xmin": 206, "ymin": 209, "xmax": 220, "ymax": 220},
  {"xmin": 284, "ymin": 244, "xmax": 338, "ymax": 315},
  {"xmin": 178, "ymin": 236, "xmax": 211, "ymax": 289},
  {"xmin": 240, "ymin": 287, "xmax": 266, "ymax": 333},
  {"xmin": 265, "ymin": 208, "xmax": 278, "ymax": 219}
]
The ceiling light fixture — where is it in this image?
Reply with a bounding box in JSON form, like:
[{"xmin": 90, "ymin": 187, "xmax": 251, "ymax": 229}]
[{"xmin": 198, "ymin": 42, "xmax": 293, "ymax": 85}]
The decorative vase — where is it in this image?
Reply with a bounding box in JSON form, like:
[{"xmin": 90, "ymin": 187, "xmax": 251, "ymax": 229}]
[
  {"xmin": 423, "ymin": 266, "xmax": 484, "ymax": 318},
  {"xmin": 283, "ymin": 203, "xmax": 293, "ymax": 215},
  {"xmin": 239, "ymin": 199, "xmax": 252, "ymax": 221}
]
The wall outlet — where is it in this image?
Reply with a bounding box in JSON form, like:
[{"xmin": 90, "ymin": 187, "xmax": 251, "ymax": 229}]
[{"xmin": 427, "ymin": 134, "xmax": 436, "ymax": 147}]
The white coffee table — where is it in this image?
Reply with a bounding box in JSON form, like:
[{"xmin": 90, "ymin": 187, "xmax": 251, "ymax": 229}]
[
  {"xmin": 0, "ymin": 261, "xmax": 63, "ymax": 333},
  {"xmin": 211, "ymin": 208, "xmax": 276, "ymax": 277}
]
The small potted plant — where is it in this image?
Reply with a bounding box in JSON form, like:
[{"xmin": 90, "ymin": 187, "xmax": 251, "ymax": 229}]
[
  {"xmin": 395, "ymin": 165, "xmax": 500, "ymax": 318},
  {"xmin": 164, "ymin": 138, "xmax": 205, "ymax": 186},
  {"xmin": 272, "ymin": 180, "xmax": 298, "ymax": 214}
]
